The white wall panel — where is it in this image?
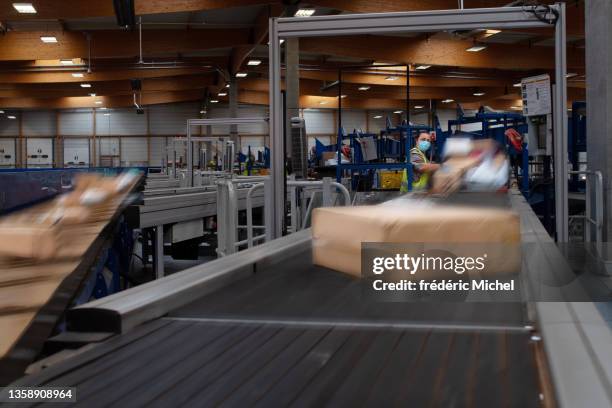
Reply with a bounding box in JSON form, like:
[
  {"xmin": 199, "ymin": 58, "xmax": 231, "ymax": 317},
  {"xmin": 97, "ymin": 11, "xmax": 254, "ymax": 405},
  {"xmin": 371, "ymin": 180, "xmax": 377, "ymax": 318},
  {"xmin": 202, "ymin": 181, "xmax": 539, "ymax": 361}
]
[
  {"xmin": 26, "ymin": 138, "xmax": 53, "ymax": 167},
  {"xmin": 0, "ymin": 116, "xmax": 19, "ymax": 136},
  {"xmin": 121, "ymin": 137, "xmax": 148, "ymax": 165},
  {"xmin": 340, "ymin": 110, "xmax": 366, "ymax": 134},
  {"xmin": 96, "ymin": 109, "xmax": 147, "ymax": 135},
  {"xmin": 0, "ymin": 139, "xmax": 16, "ymax": 167},
  {"xmin": 303, "ymin": 109, "xmax": 334, "ymax": 135},
  {"xmin": 59, "ymin": 110, "xmax": 93, "ymax": 136},
  {"xmin": 23, "ymin": 111, "xmax": 55, "ymax": 136},
  {"xmin": 149, "ymin": 137, "xmax": 165, "ymax": 166},
  {"xmin": 98, "ymin": 137, "xmax": 120, "ymax": 156},
  {"xmin": 368, "ymin": 112, "xmax": 388, "ymax": 133},
  {"xmin": 149, "ymin": 103, "xmax": 198, "ymax": 135},
  {"xmin": 64, "ymin": 138, "xmax": 90, "ymax": 166},
  {"xmin": 240, "ymin": 136, "xmax": 265, "ymax": 154}
]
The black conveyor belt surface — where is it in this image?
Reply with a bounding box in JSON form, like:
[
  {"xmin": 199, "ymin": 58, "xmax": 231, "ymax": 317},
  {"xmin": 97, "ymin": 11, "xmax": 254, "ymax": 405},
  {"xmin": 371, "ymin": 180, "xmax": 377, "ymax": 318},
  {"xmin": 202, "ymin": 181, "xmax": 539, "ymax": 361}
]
[
  {"xmin": 170, "ymin": 246, "xmax": 527, "ymax": 328},
  {"xmin": 12, "ymin": 319, "xmax": 542, "ymax": 408}
]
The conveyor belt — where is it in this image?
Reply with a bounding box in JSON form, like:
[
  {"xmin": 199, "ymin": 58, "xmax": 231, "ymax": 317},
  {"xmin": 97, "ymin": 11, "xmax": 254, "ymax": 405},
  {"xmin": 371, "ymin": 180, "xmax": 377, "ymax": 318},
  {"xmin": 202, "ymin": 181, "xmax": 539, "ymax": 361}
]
[
  {"xmin": 170, "ymin": 246, "xmax": 527, "ymax": 329},
  {"xmin": 9, "ymin": 189, "xmax": 612, "ymax": 406},
  {"xmin": 10, "ymin": 319, "xmax": 542, "ymax": 407}
]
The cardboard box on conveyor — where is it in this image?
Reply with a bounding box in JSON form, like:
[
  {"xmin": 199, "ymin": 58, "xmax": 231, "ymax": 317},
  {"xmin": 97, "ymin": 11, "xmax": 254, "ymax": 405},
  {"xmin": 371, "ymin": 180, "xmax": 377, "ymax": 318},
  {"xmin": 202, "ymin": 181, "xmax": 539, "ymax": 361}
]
[
  {"xmin": 312, "ymin": 199, "xmax": 520, "ymax": 278},
  {"xmin": 0, "ymin": 171, "xmax": 140, "ymax": 260}
]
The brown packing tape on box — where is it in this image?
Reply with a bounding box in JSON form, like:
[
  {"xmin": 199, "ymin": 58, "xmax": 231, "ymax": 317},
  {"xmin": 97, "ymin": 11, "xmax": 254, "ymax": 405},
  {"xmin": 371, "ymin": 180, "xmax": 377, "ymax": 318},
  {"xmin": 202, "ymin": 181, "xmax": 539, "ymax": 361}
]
[{"xmin": 312, "ymin": 205, "xmax": 521, "ymax": 278}]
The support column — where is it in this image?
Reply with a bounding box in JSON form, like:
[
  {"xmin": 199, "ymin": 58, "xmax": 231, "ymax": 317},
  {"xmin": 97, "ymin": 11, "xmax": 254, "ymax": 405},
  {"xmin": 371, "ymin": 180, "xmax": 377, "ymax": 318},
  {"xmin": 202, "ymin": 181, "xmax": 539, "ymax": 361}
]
[
  {"xmin": 229, "ymin": 78, "xmax": 239, "ymax": 150},
  {"xmin": 285, "ymin": 37, "xmax": 305, "ymax": 178},
  {"xmin": 586, "ymin": 0, "xmax": 612, "ymax": 240}
]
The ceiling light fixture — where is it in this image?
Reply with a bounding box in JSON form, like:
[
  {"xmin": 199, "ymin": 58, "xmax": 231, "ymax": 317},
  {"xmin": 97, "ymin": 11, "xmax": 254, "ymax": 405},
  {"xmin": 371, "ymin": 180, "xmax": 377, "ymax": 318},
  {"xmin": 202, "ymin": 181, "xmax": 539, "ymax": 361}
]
[
  {"xmin": 72, "ymin": 73, "xmax": 84, "ymax": 78},
  {"xmin": 13, "ymin": 3, "xmax": 36, "ymax": 13},
  {"xmin": 473, "ymin": 91, "xmax": 485, "ymax": 96},
  {"xmin": 89, "ymin": 93, "xmax": 96, "ymax": 97},
  {"xmin": 210, "ymin": 99, "xmax": 219, "ymax": 103},
  {"xmin": 0, "ymin": 110, "xmax": 4, "ymax": 114},
  {"xmin": 60, "ymin": 59, "xmax": 74, "ymax": 65},
  {"xmin": 8, "ymin": 115, "xmax": 16, "ymax": 119},
  {"xmin": 513, "ymin": 82, "xmax": 522, "ymax": 87},
  {"xmin": 225, "ymin": 84, "xmax": 230, "ymax": 88},
  {"xmin": 247, "ymin": 59, "xmax": 262, "ymax": 66},
  {"xmin": 80, "ymin": 83, "xmax": 91, "ymax": 88},
  {"xmin": 103, "ymin": 113, "xmax": 111, "ymax": 116},
  {"xmin": 95, "ymin": 101, "xmax": 102, "ymax": 104},
  {"xmin": 373, "ymin": 115, "xmax": 383, "ymax": 119},
  {"xmin": 218, "ymin": 92, "xmax": 227, "ymax": 96},
  {"xmin": 393, "ymin": 110, "xmax": 403, "ymax": 114},
  {"xmin": 415, "ymin": 65, "xmax": 431, "ymax": 70},
  {"xmin": 295, "ymin": 8, "xmax": 315, "ymax": 17},
  {"xmin": 340, "ymin": 95, "xmax": 347, "ymax": 99},
  {"xmin": 466, "ymin": 45, "xmax": 487, "ymax": 52},
  {"xmin": 483, "ymin": 29, "xmax": 501, "ymax": 37},
  {"xmin": 358, "ymin": 86, "xmax": 370, "ymax": 91},
  {"xmin": 235, "ymin": 72, "xmax": 247, "ymax": 78},
  {"xmin": 40, "ymin": 36, "xmax": 57, "ymax": 43},
  {"xmin": 99, "ymin": 107, "xmax": 107, "ymax": 110},
  {"xmin": 414, "ymin": 105, "xmax": 424, "ymax": 109},
  {"xmin": 319, "ymin": 101, "xmax": 328, "ymax": 105},
  {"xmin": 385, "ymin": 76, "xmax": 399, "ymax": 81},
  {"xmin": 442, "ymin": 98, "xmax": 454, "ymax": 103},
  {"xmin": 200, "ymin": 110, "xmax": 206, "ymax": 114}
]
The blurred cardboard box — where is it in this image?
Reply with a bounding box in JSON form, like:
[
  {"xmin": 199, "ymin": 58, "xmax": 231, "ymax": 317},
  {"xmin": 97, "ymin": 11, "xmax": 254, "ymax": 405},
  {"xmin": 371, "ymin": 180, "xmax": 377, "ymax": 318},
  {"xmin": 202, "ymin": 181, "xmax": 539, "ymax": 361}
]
[{"xmin": 312, "ymin": 204, "xmax": 520, "ymax": 278}]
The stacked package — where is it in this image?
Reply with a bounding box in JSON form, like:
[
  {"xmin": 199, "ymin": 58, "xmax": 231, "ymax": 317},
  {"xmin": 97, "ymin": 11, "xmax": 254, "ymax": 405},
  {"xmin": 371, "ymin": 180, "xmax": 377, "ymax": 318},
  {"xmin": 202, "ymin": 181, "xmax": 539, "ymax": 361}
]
[{"xmin": 0, "ymin": 171, "xmax": 140, "ymax": 260}]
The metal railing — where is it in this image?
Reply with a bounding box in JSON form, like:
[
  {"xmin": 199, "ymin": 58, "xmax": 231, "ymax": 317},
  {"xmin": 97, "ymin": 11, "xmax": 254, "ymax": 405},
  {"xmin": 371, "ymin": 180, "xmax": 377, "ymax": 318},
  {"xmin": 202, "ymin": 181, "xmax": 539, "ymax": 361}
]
[
  {"xmin": 217, "ymin": 176, "xmax": 351, "ymax": 256},
  {"xmin": 568, "ymin": 170, "xmax": 603, "ymax": 245}
]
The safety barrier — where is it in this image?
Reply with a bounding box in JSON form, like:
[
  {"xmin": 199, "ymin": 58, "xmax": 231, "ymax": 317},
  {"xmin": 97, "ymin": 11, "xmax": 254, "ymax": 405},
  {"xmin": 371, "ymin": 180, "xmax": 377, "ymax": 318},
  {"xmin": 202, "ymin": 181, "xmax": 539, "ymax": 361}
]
[{"xmin": 568, "ymin": 170, "xmax": 603, "ymax": 246}]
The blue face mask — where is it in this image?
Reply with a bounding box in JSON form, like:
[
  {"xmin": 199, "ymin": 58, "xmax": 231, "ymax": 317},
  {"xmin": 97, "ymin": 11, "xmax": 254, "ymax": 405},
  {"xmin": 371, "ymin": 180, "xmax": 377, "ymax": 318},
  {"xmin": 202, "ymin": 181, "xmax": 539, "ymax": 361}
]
[{"xmin": 418, "ymin": 140, "xmax": 431, "ymax": 152}]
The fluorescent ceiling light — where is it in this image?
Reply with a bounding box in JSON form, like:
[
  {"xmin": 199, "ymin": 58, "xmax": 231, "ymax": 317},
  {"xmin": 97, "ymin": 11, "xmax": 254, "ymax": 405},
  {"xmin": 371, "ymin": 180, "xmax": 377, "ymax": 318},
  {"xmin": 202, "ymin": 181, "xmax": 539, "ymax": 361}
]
[
  {"xmin": 40, "ymin": 36, "xmax": 57, "ymax": 43},
  {"xmin": 414, "ymin": 105, "xmax": 424, "ymax": 109},
  {"xmin": 473, "ymin": 91, "xmax": 485, "ymax": 96},
  {"xmin": 80, "ymin": 83, "xmax": 91, "ymax": 88},
  {"xmin": 373, "ymin": 115, "xmax": 383, "ymax": 119},
  {"xmin": 72, "ymin": 73, "xmax": 84, "ymax": 78},
  {"xmin": 235, "ymin": 72, "xmax": 247, "ymax": 78},
  {"xmin": 295, "ymin": 8, "xmax": 315, "ymax": 17},
  {"xmin": 247, "ymin": 59, "xmax": 262, "ymax": 66},
  {"xmin": 339, "ymin": 95, "xmax": 347, "ymax": 99},
  {"xmin": 513, "ymin": 82, "xmax": 522, "ymax": 87},
  {"xmin": 0, "ymin": 110, "xmax": 4, "ymax": 113},
  {"xmin": 218, "ymin": 92, "xmax": 227, "ymax": 96},
  {"xmin": 95, "ymin": 101, "xmax": 102, "ymax": 104},
  {"xmin": 466, "ymin": 45, "xmax": 487, "ymax": 52},
  {"xmin": 7, "ymin": 115, "xmax": 16, "ymax": 119},
  {"xmin": 483, "ymin": 29, "xmax": 501, "ymax": 37},
  {"xmin": 210, "ymin": 99, "xmax": 219, "ymax": 103},
  {"xmin": 358, "ymin": 86, "xmax": 370, "ymax": 91},
  {"xmin": 319, "ymin": 101, "xmax": 328, "ymax": 105},
  {"xmin": 442, "ymin": 98, "xmax": 454, "ymax": 103},
  {"xmin": 415, "ymin": 65, "xmax": 431, "ymax": 70},
  {"xmin": 200, "ymin": 110, "xmax": 206, "ymax": 114},
  {"xmin": 225, "ymin": 84, "xmax": 230, "ymax": 88},
  {"xmin": 385, "ymin": 76, "xmax": 399, "ymax": 81},
  {"xmin": 60, "ymin": 59, "xmax": 74, "ymax": 65},
  {"xmin": 13, "ymin": 3, "xmax": 36, "ymax": 13},
  {"xmin": 103, "ymin": 113, "xmax": 111, "ymax": 116},
  {"xmin": 99, "ymin": 107, "xmax": 107, "ymax": 110},
  {"xmin": 393, "ymin": 110, "xmax": 403, "ymax": 114}
]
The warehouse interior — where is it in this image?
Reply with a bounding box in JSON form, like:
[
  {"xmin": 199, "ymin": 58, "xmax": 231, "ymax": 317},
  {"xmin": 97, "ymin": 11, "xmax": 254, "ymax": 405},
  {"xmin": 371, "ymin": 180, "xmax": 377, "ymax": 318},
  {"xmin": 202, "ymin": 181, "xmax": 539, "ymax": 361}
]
[{"xmin": 0, "ymin": 1, "xmax": 611, "ymax": 407}]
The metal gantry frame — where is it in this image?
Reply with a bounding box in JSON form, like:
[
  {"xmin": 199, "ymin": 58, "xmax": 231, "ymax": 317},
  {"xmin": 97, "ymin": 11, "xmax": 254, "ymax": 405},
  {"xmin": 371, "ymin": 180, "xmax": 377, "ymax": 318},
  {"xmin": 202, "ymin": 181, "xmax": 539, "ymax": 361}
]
[
  {"xmin": 269, "ymin": 4, "xmax": 568, "ymax": 241},
  {"xmin": 186, "ymin": 117, "xmax": 269, "ymax": 187}
]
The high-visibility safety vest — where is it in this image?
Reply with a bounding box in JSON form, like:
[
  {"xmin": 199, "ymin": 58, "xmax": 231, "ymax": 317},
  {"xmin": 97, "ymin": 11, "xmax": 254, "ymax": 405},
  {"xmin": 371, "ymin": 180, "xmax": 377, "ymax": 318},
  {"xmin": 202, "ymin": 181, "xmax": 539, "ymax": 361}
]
[{"xmin": 400, "ymin": 148, "xmax": 430, "ymax": 192}]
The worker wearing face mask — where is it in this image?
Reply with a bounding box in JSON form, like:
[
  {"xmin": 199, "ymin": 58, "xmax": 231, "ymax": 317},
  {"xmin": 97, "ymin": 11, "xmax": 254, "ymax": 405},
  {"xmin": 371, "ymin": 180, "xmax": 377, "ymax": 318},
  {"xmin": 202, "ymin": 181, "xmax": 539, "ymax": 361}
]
[{"xmin": 400, "ymin": 132, "xmax": 439, "ymax": 192}]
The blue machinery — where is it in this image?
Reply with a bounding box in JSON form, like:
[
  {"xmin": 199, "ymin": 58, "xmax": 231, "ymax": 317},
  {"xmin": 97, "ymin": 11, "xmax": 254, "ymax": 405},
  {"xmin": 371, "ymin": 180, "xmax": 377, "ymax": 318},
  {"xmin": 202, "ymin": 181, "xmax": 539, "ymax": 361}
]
[{"xmin": 333, "ymin": 119, "xmax": 432, "ymax": 191}]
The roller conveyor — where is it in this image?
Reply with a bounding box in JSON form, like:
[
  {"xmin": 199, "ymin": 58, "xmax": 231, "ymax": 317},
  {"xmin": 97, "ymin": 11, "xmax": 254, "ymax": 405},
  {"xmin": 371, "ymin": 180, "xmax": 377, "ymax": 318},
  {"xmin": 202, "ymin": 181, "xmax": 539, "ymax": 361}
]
[{"xmin": 7, "ymin": 190, "xmax": 612, "ymax": 407}]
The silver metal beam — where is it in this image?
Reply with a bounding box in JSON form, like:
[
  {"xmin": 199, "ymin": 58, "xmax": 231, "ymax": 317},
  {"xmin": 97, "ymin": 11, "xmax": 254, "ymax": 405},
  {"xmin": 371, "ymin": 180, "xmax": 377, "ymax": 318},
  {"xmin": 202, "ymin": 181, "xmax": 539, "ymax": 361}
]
[{"xmin": 554, "ymin": 2, "xmax": 569, "ymax": 242}]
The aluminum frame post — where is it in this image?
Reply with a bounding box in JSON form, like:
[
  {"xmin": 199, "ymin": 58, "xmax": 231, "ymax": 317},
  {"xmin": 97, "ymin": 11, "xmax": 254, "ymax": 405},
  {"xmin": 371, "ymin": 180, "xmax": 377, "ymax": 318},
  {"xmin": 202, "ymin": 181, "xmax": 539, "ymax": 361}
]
[
  {"xmin": 554, "ymin": 2, "xmax": 569, "ymax": 242},
  {"xmin": 187, "ymin": 123, "xmax": 193, "ymax": 187},
  {"xmin": 269, "ymin": 18, "xmax": 284, "ymax": 239}
]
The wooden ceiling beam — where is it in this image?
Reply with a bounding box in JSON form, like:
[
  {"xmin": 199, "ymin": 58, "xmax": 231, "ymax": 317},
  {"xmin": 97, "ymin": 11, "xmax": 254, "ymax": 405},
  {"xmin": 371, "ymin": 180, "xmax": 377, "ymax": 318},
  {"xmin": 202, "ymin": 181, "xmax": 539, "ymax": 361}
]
[
  {"xmin": 299, "ymin": 35, "xmax": 584, "ymax": 71},
  {"xmin": 0, "ymin": 29, "xmax": 249, "ymax": 61},
  {"xmin": 0, "ymin": 0, "xmax": 279, "ymax": 20}
]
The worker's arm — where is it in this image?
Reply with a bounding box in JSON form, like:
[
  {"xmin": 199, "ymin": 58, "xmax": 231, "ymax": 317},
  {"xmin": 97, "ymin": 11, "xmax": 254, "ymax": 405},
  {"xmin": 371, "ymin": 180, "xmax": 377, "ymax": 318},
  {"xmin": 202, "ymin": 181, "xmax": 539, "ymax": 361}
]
[{"xmin": 420, "ymin": 163, "xmax": 440, "ymax": 172}]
